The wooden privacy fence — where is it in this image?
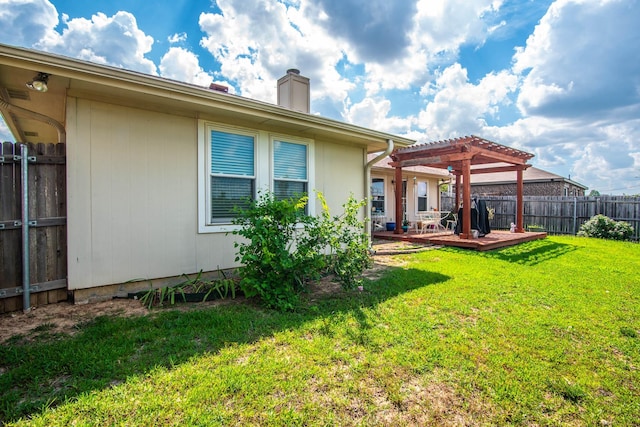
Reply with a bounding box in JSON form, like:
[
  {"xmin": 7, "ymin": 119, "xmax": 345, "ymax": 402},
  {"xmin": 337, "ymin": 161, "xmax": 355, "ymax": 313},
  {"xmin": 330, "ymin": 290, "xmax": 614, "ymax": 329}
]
[
  {"xmin": 442, "ymin": 195, "xmax": 640, "ymax": 240},
  {"xmin": 0, "ymin": 142, "xmax": 67, "ymax": 313}
]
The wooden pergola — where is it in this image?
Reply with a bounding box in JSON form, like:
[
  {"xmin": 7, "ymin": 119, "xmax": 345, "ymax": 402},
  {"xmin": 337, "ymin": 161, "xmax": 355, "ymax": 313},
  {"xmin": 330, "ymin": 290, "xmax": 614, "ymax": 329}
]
[{"xmin": 390, "ymin": 135, "xmax": 534, "ymax": 239}]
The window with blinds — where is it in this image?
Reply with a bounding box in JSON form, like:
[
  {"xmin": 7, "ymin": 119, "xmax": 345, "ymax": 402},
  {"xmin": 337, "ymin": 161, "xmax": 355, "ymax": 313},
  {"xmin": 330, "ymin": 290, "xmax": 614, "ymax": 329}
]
[
  {"xmin": 371, "ymin": 178, "xmax": 385, "ymax": 214},
  {"xmin": 199, "ymin": 121, "xmax": 315, "ymax": 232},
  {"xmin": 417, "ymin": 181, "xmax": 428, "ymax": 211},
  {"xmin": 273, "ymin": 140, "xmax": 308, "ymax": 201},
  {"xmin": 210, "ymin": 130, "xmax": 255, "ymax": 222}
]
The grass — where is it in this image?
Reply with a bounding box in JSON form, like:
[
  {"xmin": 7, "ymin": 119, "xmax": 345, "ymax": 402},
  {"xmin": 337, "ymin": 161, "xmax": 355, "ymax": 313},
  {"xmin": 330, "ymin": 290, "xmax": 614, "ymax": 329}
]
[{"xmin": 1, "ymin": 235, "xmax": 639, "ymax": 425}]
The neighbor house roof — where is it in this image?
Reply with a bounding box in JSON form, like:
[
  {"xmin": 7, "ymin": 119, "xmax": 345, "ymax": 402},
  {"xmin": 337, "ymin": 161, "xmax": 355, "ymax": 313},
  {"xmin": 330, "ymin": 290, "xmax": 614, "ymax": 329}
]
[
  {"xmin": 0, "ymin": 43, "xmax": 414, "ymax": 152},
  {"xmin": 471, "ymin": 165, "xmax": 588, "ymax": 189}
]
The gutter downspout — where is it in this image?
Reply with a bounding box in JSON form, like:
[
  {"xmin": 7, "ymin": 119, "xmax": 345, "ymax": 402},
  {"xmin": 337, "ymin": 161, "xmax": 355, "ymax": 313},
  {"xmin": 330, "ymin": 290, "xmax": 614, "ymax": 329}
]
[
  {"xmin": 365, "ymin": 139, "xmax": 394, "ymax": 236},
  {"xmin": 0, "ymin": 99, "xmax": 66, "ymax": 143}
]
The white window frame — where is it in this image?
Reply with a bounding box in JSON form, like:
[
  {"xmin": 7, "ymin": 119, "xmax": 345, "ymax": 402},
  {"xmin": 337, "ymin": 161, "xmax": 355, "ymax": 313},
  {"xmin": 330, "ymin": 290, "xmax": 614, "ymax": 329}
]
[
  {"xmin": 370, "ymin": 177, "xmax": 386, "ymax": 216},
  {"xmin": 416, "ymin": 180, "xmax": 429, "ymax": 212},
  {"xmin": 271, "ymin": 135, "xmax": 313, "ymax": 211},
  {"xmin": 198, "ymin": 121, "xmax": 314, "ymax": 233}
]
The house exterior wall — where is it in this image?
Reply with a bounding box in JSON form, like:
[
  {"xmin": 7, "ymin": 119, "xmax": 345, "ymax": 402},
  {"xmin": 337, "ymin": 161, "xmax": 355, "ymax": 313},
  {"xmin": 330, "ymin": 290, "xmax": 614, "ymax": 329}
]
[
  {"xmin": 314, "ymin": 140, "xmax": 365, "ymax": 208},
  {"xmin": 370, "ymin": 170, "xmax": 441, "ymax": 224},
  {"xmin": 66, "ymin": 97, "xmax": 366, "ymax": 295},
  {"xmin": 471, "ymin": 182, "xmax": 586, "ymax": 197}
]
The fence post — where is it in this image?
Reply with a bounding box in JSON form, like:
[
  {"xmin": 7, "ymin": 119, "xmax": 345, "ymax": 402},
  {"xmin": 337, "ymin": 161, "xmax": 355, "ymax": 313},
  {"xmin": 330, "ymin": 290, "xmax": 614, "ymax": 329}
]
[
  {"xmin": 21, "ymin": 144, "xmax": 31, "ymax": 313},
  {"xmin": 572, "ymin": 197, "xmax": 578, "ymax": 235}
]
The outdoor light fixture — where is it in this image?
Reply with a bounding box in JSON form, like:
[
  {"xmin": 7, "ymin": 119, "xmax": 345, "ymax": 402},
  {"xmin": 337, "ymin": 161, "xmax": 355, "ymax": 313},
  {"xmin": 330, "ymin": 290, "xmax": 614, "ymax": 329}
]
[{"xmin": 26, "ymin": 72, "xmax": 49, "ymax": 92}]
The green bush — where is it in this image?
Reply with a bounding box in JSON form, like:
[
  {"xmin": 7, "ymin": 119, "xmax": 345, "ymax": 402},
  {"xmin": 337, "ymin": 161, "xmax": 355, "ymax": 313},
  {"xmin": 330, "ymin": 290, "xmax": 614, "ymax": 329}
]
[
  {"xmin": 231, "ymin": 192, "xmax": 371, "ymax": 311},
  {"xmin": 317, "ymin": 193, "xmax": 373, "ymax": 290},
  {"xmin": 577, "ymin": 214, "xmax": 633, "ymax": 241}
]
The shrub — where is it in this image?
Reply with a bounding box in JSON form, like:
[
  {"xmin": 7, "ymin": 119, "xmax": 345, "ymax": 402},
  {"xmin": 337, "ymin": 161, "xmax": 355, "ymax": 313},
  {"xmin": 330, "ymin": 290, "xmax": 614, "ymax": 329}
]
[
  {"xmin": 317, "ymin": 193, "xmax": 373, "ymax": 290},
  {"xmin": 232, "ymin": 192, "xmax": 371, "ymax": 311},
  {"xmin": 577, "ymin": 214, "xmax": 633, "ymax": 241}
]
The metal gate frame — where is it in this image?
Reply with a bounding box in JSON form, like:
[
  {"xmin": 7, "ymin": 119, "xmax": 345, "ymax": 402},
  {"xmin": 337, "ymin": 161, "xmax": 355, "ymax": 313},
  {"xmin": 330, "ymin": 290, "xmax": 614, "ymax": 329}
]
[{"xmin": 0, "ymin": 142, "xmax": 67, "ymax": 313}]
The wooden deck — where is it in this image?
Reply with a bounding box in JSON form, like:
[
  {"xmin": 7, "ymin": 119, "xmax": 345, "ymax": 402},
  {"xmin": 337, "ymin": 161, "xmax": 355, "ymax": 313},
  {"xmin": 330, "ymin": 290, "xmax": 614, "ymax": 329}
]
[{"xmin": 373, "ymin": 229, "xmax": 547, "ymax": 251}]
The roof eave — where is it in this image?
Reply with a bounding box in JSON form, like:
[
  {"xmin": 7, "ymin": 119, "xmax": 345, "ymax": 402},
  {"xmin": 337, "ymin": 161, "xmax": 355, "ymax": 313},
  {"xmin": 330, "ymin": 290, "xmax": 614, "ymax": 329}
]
[{"xmin": 0, "ymin": 43, "xmax": 414, "ymax": 148}]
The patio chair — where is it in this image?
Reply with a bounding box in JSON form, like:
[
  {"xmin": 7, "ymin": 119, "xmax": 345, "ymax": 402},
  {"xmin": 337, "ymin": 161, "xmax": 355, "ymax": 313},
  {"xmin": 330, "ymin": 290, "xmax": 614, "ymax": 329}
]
[
  {"xmin": 446, "ymin": 213, "xmax": 457, "ymax": 231},
  {"xmin": 417, "ymin": 211, "xmax": 445, "ymax": 233}
]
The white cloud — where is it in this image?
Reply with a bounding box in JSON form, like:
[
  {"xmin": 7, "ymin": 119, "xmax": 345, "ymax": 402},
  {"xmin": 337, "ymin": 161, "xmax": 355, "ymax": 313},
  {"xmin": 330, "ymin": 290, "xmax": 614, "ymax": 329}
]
[
  {"xmin": 168, "ymin": 32, "xmax": 188, "ymax": 44},
  {"xmin": 361, "ymin": 0, "xmax": 502, "ymax": 95},
  {"xmin": 417, "ymin": 63, "xmax": 518, "ymax": 139},
  {"xmin": 196, "ymin": 0, "xmax": 509, "ymax": 120},
  {"xmin": 0, "ymin": 0, "xmax": 58, "ymax": 47},
  {"xmin": 481, "ymin": 112, "xmax": 640, "ymax": 193},
  {"xmin": 159, "ymin": 47, "xmax": 213, "ymax": 86},
  {"xmin": 569, "ymin": 120, "xmax": 640, "ymax": 193},
  {"xmin": 513, "ymin": 0, "xmax": 640, "ymax": 119},
  {"xmin": 413, "ymin": 0, "xmax": 500, "ymax": 54},
  {"xmin": 302, "ymin": 0, "xmax": 417, "ymax": 64},
  {"xmin": 499, "ymin": 0, "xmax": 640, "ymax": 192},
  {"xmin": 343, "ymin": 97, "xmax": 415, "ymax": 134},
  {"xmin": 198, "ymin": 0, "xmax": 354, "ymax": 108},
  {"xmin": 38, "ymin": 11, "xmax": 157, "ymax": 75}
]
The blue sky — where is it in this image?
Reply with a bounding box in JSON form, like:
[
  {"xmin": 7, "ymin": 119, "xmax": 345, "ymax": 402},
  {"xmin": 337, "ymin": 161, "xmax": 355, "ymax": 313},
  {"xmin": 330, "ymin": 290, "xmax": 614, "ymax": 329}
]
[{"xmin": 1, "ymin": 0, "xmax": 639, "ymax": 194}]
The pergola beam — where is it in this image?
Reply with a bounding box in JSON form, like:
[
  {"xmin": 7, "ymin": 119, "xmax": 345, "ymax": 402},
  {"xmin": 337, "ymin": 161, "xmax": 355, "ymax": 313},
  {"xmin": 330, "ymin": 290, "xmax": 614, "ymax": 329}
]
[
  {"xmin": 390, "ymin": 151, "xmax": 475, "ymax": 168},
  {"xmin": 465, "ymin": 164, "xmax": 532, "ymax": 175}
]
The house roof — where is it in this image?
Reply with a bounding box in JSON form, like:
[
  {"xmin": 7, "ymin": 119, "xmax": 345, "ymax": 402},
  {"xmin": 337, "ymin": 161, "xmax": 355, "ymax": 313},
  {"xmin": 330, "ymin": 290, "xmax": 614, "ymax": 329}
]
[
  {"xmin": 471, "ymin": 165, "xmax": 588, "ymax": 189},
  {"xmin": 0, "ymin": 43, "xmax": 414, "ymax": 152}
]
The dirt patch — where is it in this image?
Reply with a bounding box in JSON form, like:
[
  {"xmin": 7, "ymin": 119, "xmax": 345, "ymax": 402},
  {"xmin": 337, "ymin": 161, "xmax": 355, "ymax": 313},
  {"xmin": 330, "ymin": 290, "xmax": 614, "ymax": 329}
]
[
  {"xmin": 371, "ymin": 238, "xmax": 438, "ymax": 255},
  {"xmin": 0, "ymin": 243, "xmax": 415, "ymax": 344},
  {"xmin": 0, "ymin": 298, "xmax": 148, "ymax": 343}
]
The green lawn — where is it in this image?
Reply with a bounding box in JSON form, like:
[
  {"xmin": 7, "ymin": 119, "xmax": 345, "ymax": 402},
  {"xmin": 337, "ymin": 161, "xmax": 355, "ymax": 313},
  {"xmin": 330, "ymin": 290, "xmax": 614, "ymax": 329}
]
[{"xmin": 1, "ymin": 236, "xmax": 639, "ymax": 426}]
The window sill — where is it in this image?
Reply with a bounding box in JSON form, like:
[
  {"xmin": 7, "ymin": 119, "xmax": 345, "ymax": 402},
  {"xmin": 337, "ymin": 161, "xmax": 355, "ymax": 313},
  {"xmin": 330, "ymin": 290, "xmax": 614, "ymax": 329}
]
[{"xmin": 198, "ymin": 223, "xmax": 242, "ymax": 234}]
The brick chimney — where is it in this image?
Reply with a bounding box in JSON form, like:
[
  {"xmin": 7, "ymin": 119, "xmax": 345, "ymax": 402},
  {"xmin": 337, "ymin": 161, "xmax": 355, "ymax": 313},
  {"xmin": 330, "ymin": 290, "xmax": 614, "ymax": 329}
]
[{"xmin": 277, "ymin": 69, "xmax": 310, "ymax": 113}]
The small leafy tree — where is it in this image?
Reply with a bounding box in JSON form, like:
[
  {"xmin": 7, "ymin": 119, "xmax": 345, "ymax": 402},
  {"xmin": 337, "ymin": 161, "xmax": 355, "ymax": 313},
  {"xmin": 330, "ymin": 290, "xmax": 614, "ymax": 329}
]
[
  {"xmin": 577, "ymin": 214, "xmax": 633, "ymax": 241},
  {"xmin": 231, "ymin": 192, "xmax": 316, "ymax": 311},
  {"xmin": 320, "ymin": 194, "xmax": 372, "ymax": 289},
  {"xmin": 232, "ymin": 191, "xmax": 372, "ymax": 311}
]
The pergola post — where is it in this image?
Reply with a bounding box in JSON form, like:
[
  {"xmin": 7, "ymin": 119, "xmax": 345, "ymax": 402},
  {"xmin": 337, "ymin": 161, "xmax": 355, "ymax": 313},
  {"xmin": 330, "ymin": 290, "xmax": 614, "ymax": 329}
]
[
  {"xmin": 394, "ymin": 166, "xmax": 403, "ymax": 234},
  {"xmin": 454, "ymin": 173, "xmax": 461, "ymax": 212},
  {"xmin": 515, "ymin": 166, "xmax": 525, "ymax": 233},
  {"xmin": 460, "ymin": 159, "xmax": 472, "ymax": 239}
]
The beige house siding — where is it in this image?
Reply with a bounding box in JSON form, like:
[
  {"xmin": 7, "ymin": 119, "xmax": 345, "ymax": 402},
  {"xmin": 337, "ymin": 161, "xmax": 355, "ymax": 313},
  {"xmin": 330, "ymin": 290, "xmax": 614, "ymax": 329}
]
[
  {"xmin": 66, "ymin": 98, "xmax": 368, "ymax": 292},
  {"xmin": 370, "ymin": 171, "xmax": 443, "ymax": 224},
  {"xmin": 67, "ymin": 99, "xmax": 200, "ymax": 290},
  {"xmin": 315, "ymin": 141, "xmax": 366, "ymax": 208}
]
